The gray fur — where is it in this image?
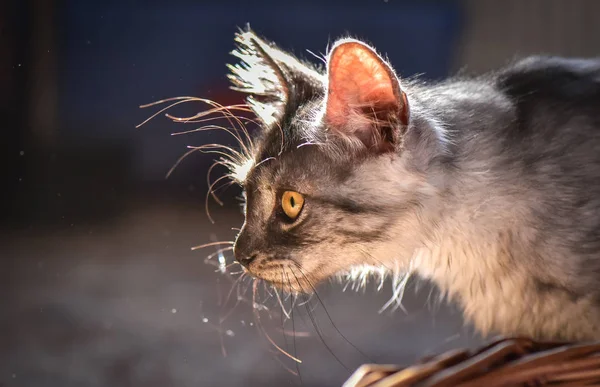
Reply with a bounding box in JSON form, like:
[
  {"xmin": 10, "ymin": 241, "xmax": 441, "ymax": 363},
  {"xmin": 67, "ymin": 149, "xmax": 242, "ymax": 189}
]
[{"xmin": 226, "ymin": 27, "xmax": 600, "ymax": 341}]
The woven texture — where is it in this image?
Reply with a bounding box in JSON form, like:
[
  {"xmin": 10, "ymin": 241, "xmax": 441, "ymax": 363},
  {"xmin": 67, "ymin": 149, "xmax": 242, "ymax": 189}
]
[{"xmin": 343, "ymin": 337, "xmax": 600, "ymax": 387}]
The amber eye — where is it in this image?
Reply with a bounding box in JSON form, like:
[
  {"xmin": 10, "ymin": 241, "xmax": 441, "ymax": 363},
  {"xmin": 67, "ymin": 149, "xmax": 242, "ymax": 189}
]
[{"xmin": 281, "ymin": 191, "xmax": 304, "ymax": 220}]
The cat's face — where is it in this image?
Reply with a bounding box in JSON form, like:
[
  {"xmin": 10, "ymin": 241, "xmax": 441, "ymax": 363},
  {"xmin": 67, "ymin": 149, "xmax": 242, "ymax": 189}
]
[{"xmin": 226, "ymin": 28, "xmax": 433, "ymax": 292}]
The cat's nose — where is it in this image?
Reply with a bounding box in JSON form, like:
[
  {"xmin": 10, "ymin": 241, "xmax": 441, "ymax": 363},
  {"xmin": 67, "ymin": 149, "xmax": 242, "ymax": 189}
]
[
  {"xmin": 234, "ymin": 241, "xmax": 257, "ymax": 267},
  {"xmin": 233, "ymin": 231, "xmax": 257, "ymax": 267}
]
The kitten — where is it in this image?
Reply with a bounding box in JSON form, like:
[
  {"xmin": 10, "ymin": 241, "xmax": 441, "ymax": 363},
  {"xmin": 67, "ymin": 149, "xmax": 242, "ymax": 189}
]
[{"xmin": 221, "ymin": 26, "xmax": 600, "ymax": 341}]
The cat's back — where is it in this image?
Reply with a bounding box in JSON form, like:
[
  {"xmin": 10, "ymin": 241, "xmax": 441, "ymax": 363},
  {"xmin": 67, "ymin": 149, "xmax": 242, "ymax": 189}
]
[
  {"xmin": 485, "ymin": 57, "xmax": 600, "ymax": 213},
  {"xmin": 490, "ymin": 56, "xmax": 600, "ymax": 178},
  {"xmin": 495, "ymin": 56, "xmax": 600, "ymax": 132},
  {"xmin": 434, "ymin": 56, "xmax": 600, "ymax": 177},
  {"xmin": 492, "ymin": 57, "xmax": 600, "ymax": 290},
  {"xmin": 497, "ymin": 56, "xmax": 600, "ymax": 97}
]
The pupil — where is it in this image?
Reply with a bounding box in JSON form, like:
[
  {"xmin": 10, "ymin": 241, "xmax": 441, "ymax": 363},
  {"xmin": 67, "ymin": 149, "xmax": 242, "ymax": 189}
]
[{"xmin": 290, "ymin": 196, "xmax": 295, "ymax": 208}]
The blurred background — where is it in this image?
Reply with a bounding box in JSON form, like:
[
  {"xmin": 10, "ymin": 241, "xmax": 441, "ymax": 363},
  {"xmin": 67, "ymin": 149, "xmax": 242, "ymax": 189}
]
[{"xmin": 2, "ymin": 1, "xmax": 599, "ymax": 386}]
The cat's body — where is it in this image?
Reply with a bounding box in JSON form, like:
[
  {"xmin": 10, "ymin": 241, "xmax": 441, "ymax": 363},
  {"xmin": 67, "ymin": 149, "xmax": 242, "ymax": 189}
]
[
  {"xmin": 223, "ymin": 28, "xmax": 600, "ymax": 341},
  {"xmin": 407, "ymin": 58, "xmax": 600, "ymax": 340}
]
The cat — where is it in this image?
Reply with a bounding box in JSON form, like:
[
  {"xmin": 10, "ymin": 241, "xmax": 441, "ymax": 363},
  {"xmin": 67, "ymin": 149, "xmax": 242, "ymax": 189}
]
[{"xmin": 217, "ymin": 26, "xmax": 600, "ymax": 342}]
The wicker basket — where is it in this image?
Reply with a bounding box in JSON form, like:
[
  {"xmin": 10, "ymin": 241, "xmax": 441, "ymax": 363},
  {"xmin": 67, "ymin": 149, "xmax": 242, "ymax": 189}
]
[{"xmin": 343, "ymin": 337, "xmax": 600, "ymax": 387}]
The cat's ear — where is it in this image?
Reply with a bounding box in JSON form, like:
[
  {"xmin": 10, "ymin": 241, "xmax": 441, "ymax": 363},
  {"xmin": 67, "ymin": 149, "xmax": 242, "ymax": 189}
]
[
  {"xmin": 228, "ymin": 26, "xmax": 324, "ymax": 127},
  {"xmin": 324, "ymin": 39, "xmax": 409, "ymax": 151}
]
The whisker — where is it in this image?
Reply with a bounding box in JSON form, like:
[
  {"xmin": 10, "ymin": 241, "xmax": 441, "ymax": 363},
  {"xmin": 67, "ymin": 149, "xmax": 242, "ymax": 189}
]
[
  {"xmin": 137, "ymin": 97, "xmax": 201, "ymax": 128},
  {"xmin": 262, "ymin": 279, "xmax": 275, "ymax": 300},
  {"xmin": 205, "ymin": 171, "xmax": 233, "ymax": 224},
  {"xmin": 190, "ymin": 241, "xmax": 234, "ymax": 251},
  {"xmin": 211, "ymin": 180, "xmax": 235, "ymax": 200},
  {"xmin": 204, "ymin": 246, "xmax": 234, "ymax": 260},
  {"xmin": 213, "ymin": 277, "xmax": 228, "ymax": 357},
  {"xmin": 272, "ymin": 355, "xmax": 299, "ymax": 377},
  {"xmin": 165, "ymin": 147, "xmax": 199, "ymax": 179},
  {"xmin": 172, "ymin": 124, "xmax": 248, "ymax": 164},
  {"xmin": 219, "ymin": 274, "xmax": 247, "ymax": 324},
  {"xmin": 170, "ymin": 124, "xmax": 243, "ymax": 145},
  {"xmin": 139, "ymin": 95, "xmax": 210, "ymax": 108},
  {"xmin": 254, "ymin": 157, "xmax": 276, "ymax": 170},
  {"xmin": 223, "ymin": 271, "xmax": 246, "ymax": 305},
  {"xmin": 164, "ymin": 143, "xmax": 240, "ymax": 182},
  {"xmin": 160, "ymin": 99, "xmax": 253, "ymax": 156},
  {"xmin": 166, "ymin": 103, "xmax": 251, "ymax": 127},
  {"xmin": 206, "ymin": 161, "xmax": 228, "ymax": 207},
  {"xmin": 288, "ymin": 271, "xmax": 303, "ymax": 384},
  {"xmin": 237, "ymin": 275, "xmax": 253, "ymax": 304},
  {"xmin": 288, "ymin": 286, "xmax": 299, "ymax": 311},
  {"xmin": 290, "ymin": 261, "xmax": 374, "ymax": 363},
  {"xmin": 278, "ymin": 271, "xmax": 292, "ymax": 369},
  {"xmin": 225, "ymin": 261, "xmax": 245, "ymax": 275},
  {"xmin": 274, "ymin": 274, "xmax": 291, "ymax": 320},
  {"xmin": 169, "ymin": 112, "xmax": 262, "ymax": 133},
  {"xmin": 252, "ymin": 281, "xmax": 303, "ymax": 364},
  {"xmin": 164, "ymin": 103, "xmax": 251, "ymax": 121},
  {"xmin": 203, "ymin": 160, "xmax": 248, "ymax": 224},
  {"xmin": 296, "ymin": 293, "xmax": 314, "ymax": 307},
  {"xmin": 296, "ymin": 141, "xmax": 321, "ymax": 149},
  {"xmin": 186, "ymin": 143, "xmax": 245, "ymax": 163},
  {"xmin": 180, "ymin": 102, "xmax": 254, "ymax": 157},
  {"xmin": 139, "ymin": 96, "xmax": 256, "ymax": 186},
  {"xmin": 288, "ymin": 270, "xmax": 350, "ymax": 372},
  {"xmin": 204, "ymin": 247, "xmax": 234, "ymax": 275}
]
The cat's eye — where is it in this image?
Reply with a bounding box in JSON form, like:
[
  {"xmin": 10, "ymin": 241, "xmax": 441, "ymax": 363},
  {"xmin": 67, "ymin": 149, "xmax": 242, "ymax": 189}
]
[{"xmin": 281, "ymin": 191, "xmax": 304, "ymax": 220}]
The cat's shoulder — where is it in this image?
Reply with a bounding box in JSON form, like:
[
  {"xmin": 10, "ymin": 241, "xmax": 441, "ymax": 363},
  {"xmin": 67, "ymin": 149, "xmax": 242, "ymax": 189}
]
[{"xmin": 494, "ymin": 55, "xmax": 600, "ymax": 101}]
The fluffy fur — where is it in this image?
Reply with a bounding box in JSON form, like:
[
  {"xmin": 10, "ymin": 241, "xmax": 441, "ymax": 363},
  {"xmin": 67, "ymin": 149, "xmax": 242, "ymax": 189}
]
[{"xmin": 225, "ymin": 26, "xmax": 600, "ymax": 341}]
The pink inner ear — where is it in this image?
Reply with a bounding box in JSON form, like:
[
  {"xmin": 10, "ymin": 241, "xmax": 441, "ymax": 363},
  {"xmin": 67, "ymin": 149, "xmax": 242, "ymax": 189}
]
[{"xmin": 326, "ymin": 42, "xmax": 401, "ymax": 128}]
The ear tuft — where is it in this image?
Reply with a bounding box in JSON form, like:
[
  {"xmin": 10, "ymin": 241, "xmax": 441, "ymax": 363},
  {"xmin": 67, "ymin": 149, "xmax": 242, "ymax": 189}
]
[
  {"xmin": 227, "ymin": 26, "xmax": 324, "ymax": 127},
  {"xmin": 324, "ymin": 39, "xmax": 408, "ymax": 150},
  {"xmin": 227, "ymin": 28, "xmax": 289, "ymax": 126}
]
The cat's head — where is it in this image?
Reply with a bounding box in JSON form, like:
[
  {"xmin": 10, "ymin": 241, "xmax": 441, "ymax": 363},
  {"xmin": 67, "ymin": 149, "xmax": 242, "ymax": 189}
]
[{"xmin": 226, "ymin": 27, "xmax": 443, "ymax": 292}]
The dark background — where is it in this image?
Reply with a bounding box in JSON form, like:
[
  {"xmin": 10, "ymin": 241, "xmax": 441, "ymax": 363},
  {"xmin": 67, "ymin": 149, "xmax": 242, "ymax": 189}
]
[{"xmin": 2, "ymin": 1, "xmax": 599, "ymax": 386}]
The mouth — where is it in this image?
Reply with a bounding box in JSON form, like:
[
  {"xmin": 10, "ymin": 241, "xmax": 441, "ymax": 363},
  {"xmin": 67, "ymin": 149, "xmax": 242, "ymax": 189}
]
[
  {"xmin": 243, "ymin": 265, "xmax": 315, "ymax": 293},
  {"xmin": 266, "ymin": 279, "xmax": 306, "ymax": 293},
  {"xmin": 244, "ymin": 261, "xmax": 390, "ymax": 293}
]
